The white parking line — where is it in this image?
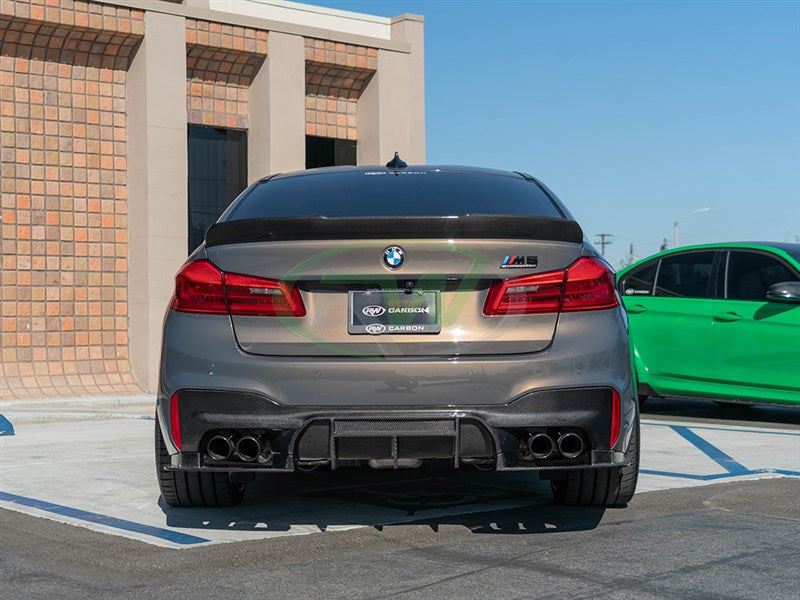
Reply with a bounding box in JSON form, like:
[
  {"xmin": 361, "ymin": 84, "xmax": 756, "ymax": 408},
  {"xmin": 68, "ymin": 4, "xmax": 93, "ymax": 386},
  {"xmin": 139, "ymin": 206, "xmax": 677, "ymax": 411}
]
[{"xmin": 0, "ymin": 416, "xmax": 797, "ymax": 548}]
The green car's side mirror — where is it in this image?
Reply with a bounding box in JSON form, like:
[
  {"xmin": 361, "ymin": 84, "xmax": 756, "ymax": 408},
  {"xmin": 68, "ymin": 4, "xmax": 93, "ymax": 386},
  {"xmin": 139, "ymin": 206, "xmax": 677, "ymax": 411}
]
[{"xmin": 766, "ymin": 281, "xmax": 800, "ymax": 303}]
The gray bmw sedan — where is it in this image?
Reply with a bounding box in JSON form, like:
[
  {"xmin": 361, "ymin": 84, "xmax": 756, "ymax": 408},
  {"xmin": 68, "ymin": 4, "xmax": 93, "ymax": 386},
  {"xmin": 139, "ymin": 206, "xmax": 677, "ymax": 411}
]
[{"xmin": 155, "ymin": 159, "xmax": 639, "ymax": 508}]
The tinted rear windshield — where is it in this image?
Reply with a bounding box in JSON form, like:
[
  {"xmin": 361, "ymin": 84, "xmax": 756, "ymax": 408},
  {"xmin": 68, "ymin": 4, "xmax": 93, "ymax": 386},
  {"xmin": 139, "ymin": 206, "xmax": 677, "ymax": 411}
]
[{"xmin": 229, "ymin": 170, "xmax": 564, "ymax": 220}]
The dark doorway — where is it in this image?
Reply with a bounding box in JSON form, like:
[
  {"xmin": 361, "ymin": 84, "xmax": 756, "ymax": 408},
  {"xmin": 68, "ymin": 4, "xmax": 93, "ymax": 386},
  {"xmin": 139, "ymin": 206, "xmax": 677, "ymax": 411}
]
[
  {"xmin": 305, "ymin": 135, "xmax": 357, "ymax": 169},
  {"xmin": 187, "ymin": 125, "xmax": 248, "ymax": 253}
]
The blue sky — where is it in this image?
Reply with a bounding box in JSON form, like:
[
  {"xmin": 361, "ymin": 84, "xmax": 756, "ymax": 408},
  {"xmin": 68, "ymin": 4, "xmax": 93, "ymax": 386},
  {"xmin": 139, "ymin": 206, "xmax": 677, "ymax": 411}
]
[{"xmin": 311, "ymin": 0, "xmax": 800, "ymax": 267}]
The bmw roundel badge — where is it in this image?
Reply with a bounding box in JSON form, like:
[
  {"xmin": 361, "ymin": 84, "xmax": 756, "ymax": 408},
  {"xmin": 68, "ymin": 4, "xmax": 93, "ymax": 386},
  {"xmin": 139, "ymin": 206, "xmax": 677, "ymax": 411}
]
[{"xmin": 382, "ymin": 246, "xmax": 405, "ymax": 269}]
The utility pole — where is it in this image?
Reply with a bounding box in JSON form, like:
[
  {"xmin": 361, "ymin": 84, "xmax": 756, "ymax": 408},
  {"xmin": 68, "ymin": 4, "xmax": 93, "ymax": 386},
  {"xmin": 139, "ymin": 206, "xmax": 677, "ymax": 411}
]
[{"xmin": 595, "ymin": 233, "xmax": 613, "ymax": 256}]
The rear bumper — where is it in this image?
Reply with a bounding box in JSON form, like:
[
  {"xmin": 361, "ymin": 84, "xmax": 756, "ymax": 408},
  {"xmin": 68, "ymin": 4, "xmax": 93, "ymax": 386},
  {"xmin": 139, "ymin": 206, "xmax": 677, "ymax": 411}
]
[{"xmin": 159, "ymin": 386, "xmax": 633, "ymax": 473}]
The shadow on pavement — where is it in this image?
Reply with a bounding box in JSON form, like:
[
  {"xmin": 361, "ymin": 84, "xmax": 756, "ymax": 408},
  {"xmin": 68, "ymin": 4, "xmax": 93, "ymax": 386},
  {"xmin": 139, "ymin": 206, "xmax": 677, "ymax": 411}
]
[
  {"xmin": 641, "ymin": 397, "xmax": 800, "ymax": 428},
  {"xmin": 160, "ymin": 467, "xmax": 606, "ymax": 535}
]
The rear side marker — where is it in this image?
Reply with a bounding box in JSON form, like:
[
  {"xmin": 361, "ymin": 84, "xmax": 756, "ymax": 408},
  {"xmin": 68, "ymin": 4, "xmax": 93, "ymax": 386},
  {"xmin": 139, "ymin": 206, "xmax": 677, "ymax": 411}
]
[
  {"xmin": 610, "ymin": 389, "xmax": 621, "ymax": 448},
  {"xmin": 170, "ymin": 392, "xmax": 182, "ymax": 451}
]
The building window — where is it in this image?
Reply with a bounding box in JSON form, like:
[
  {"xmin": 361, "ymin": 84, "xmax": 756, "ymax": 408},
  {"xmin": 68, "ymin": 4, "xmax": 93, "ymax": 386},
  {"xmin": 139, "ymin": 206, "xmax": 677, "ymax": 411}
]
[
  {"xmin": 187, "ymin": 125, "xmax": 248, "ymax": 253},
  {"xmin": 305, "ymin": 135, "xmax": 357, "ymax": 169}
]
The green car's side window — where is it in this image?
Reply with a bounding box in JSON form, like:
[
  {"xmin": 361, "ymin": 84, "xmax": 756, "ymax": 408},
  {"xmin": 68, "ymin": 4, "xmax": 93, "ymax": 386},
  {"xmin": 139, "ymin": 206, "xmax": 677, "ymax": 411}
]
[
  {"xmin": 654, "ymin": 252, "xmax": 716, "ymax": 298},
  {"xmin": 620, "ymin": 262, "xmax": 657, "ymax": 297},
  {"xmin": 726, "ymin": 251, "xmax": 800, "ymax": 301}
]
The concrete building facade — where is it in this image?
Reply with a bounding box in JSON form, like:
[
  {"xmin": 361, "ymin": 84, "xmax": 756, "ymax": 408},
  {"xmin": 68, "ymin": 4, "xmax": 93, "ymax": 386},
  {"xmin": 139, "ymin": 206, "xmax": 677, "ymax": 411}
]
[{"xmin": 0, "ymin": 0, "xmax": 425, "ymax": 399}]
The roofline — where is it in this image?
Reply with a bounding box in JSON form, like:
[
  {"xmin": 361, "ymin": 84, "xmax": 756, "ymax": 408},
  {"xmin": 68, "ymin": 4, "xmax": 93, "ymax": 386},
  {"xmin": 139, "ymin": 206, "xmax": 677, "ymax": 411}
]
[
  {"xmin": 98, "ymin": 0, "xmax": 412, "ymax": 54},
  {"xmin": 617, "ymin": 241, "xmax": 800, "ymax": 276},
  {"xmin": 267, "ymin": 164, "xmax": 529, "ymax": 181}
]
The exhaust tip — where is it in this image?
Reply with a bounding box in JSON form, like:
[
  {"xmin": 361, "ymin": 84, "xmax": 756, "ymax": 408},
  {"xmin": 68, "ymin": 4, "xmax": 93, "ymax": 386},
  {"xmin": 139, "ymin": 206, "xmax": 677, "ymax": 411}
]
[
  {"xmin": 235, "ymin": 435, "xmax": 263, "ymax": 462},
  {"xmin": 527, "ymin": 432, "xmax": 556, "ymax": 460},
  {"xmin": 207, "ymin": 434, "xmax": 235, "ymax": 461},
  {"xmin": 557, "ymin": 432, "xmax": 585, "ymax": 459}
]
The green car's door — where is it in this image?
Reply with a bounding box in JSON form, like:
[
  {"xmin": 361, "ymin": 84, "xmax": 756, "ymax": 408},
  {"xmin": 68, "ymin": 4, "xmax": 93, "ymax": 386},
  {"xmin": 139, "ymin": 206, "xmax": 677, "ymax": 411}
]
[
  {"xmin": 619, "ymin": 250, "xmax": 721, "ymax": 397},
  {"xmin": 713, "ymin": 249, "xmax": 800, "ymax": 405}
]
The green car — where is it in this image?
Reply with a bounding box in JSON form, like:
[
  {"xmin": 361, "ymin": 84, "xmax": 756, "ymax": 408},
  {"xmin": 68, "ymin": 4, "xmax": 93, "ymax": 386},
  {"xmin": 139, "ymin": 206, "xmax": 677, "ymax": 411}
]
[{"xmin": 616, "ymin": 242, "xmax": 800, "ymax": 407}]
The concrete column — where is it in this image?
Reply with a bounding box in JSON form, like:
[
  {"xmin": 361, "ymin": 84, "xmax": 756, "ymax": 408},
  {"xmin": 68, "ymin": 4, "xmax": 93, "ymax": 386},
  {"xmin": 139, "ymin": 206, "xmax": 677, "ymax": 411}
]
[
  {"xmin": 127, "ymin": 11, "xmax": 188, "ymax": 393},
  {"xmin": 248, "ymin": 56, "xmax": 270, "ymax": 183},
  {"xmin": 390, "ymin": 14, "xmax": 425, "ymax": 163},
  {"xmin": 357, "ymin": 14, "xmax": 425, "ymax": 166},
  {"xmin": 249, "ymin": 31, "xmax": 305, "ymax": 179},
  {"xmin": 356, "ymin": 49, "xmax": 410, "ymax": 166}
]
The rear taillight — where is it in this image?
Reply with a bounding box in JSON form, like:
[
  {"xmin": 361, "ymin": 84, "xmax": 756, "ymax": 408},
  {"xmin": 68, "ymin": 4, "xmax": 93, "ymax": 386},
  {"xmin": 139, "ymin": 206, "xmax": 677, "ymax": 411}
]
[
  {"xmin": 483, "ymin": 256, "xmax": 618, "ymax": 316},
  {"xmin": 224, "ymin": 272, "xmax": 306, "ymax": 317},
  {"xmin": 561, "ymin": 256, "xmax": 619, "ymax": 312},
  {"xmin": 483, "ymin": 270, "xmax": 565, "ymax": 315},
  {"xmin": 172, "ymin": 260, "xmax": 227, "ymax": 314},
  {"xmin": 171, "ymin": 260, "xmax": 305, "ymax": 317}
]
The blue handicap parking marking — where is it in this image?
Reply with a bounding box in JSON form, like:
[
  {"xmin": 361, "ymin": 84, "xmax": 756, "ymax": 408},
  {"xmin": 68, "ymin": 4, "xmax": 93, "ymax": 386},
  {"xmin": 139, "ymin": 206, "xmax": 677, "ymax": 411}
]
[
  {"xmin": 0, "ymin": 491, "xmax": 209, "ymax": 546},
  {"xmin": 641, "ymin": 422, "xmax": 800, "ymax": 481},
  {"xmin": 0, "ymin": 415, "xmax": 15, "ymax": 436}
]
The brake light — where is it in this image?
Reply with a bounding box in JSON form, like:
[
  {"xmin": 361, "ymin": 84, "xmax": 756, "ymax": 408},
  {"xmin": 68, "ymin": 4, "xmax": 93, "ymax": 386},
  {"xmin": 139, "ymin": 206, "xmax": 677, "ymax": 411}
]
[
  {"xmin": 172, "ymin": 260, "xmax": 227, "ymax": 314},
  {"xmin": 171, "ymin": 260, "xmax": 305, "ymax": 317},
  {"xmin": 483, "ymin": 270, "xmax": 566, "ymax": 315},
  {"xmin": 610, "ymin": 388, "xmax": 621, "ymax": 447},
  {"xmin": 224, "ymin": 272, "xmax": 306, "ymax": 317},
  {"xmin": 562, "ymin": 257, "xmax": 619, "ymax": 312},
  {"xmin": 483, "ymin": 256, "xmax": 618, "ymax": 316}
]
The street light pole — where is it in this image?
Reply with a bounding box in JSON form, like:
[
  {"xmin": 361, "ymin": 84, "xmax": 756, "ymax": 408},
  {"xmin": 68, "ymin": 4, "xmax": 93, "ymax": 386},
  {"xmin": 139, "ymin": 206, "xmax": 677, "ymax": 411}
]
[{"xmin": 673, "ymin": 207, "xmax": 715, "ymax": 248}]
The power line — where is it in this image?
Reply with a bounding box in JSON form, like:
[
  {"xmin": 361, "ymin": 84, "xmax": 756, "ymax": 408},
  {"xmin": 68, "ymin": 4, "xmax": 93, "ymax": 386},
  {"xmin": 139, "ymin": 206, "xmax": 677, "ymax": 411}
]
[{"xmin": 595, "ymin": 233, "xmax": 613, "ymax": 256}]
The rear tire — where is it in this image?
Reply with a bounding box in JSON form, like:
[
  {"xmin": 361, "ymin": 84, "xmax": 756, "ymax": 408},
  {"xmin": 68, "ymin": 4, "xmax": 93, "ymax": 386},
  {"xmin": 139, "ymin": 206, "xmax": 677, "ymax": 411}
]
[
  {"xmin": 551, "ymin": 411, "xmax": 639, "ymax": 507},
  {"xmin": 155, "ymin": 418, "xmax": 245, "ymax": 508}
]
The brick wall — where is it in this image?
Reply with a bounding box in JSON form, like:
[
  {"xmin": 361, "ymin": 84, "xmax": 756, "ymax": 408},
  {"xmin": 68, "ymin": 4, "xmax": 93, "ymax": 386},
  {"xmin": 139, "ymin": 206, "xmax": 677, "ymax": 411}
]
[
  {"xmin": 304, "ymin": 38, "xmax": 376, "ymax": 141},
  {"xmin": 0, "ymin": 0, "xmax": 142, "ymax": 398},
  {"xmin": 185, "ymin": 18, "xmax": 267, "ymax": 129}
]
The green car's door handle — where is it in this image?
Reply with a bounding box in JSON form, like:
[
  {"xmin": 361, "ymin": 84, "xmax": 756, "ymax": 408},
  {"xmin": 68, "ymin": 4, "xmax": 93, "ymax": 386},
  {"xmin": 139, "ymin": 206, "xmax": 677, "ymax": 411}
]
[
  {"xmin": 714, "ymin": 312, "xmax": 742, "ymax": 322},
  {"xmin": 626, "ymin": 304, "xmax": 647, "ymax": 314}
]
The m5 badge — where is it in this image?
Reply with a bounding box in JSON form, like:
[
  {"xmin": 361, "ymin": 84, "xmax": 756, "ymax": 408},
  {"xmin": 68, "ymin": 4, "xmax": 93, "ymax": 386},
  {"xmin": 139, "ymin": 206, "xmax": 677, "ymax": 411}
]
[{"xmin": 500, "ymin": 255, "xmax": 539, "ymax": 269}]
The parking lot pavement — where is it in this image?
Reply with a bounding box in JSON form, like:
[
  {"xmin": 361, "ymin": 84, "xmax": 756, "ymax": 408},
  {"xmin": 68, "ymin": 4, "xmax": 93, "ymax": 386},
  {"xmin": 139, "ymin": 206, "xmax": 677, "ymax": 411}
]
[{"xmin": 1, "ymin": 401, "xmax": 798, "ymax": 549}]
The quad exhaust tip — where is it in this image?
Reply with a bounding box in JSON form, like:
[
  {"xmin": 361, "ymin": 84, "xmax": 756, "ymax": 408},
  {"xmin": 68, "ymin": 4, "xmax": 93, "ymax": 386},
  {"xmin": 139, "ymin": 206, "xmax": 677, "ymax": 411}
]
[
  {"xmin": 557, "ymin": 432, "xmax": 585, "ymax": 459},
  {"xmin": 527, "ymin": 432, "xmax": 556, "ymax": 460},
  {"xmin": 235, "ymin": 435, "xmax": 263, "ymax": 462},
  {"xmin": 207, "ymin": 434, "xmax": 235, "ymax": 461},
  {"xmin": 207, "ymin": 433, "xmax": 273, "ymax": 462}
]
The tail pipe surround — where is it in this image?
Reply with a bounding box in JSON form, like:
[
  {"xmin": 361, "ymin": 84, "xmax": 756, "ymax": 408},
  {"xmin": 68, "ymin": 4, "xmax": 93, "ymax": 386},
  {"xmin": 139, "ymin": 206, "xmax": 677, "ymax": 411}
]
[
  {"xmin": 235, "ymin": 435, "xmax": 264, "ymax": 462},
  {"xmin": 206, "ymin": 434, "xmax": 235, "ymax": 460},
  {"xmin": 527, "ymin": 432, "xmax": 556, "ymax": 459},
  {"xmin": 556, "ymin": 432, "xmax": 585, "ymax": 459}
]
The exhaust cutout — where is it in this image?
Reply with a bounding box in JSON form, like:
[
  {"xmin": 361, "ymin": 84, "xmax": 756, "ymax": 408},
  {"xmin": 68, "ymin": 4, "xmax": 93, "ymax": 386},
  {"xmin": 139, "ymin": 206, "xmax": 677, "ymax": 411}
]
[
  {"xmin": 527, "ymin": 433, "xmax": 556, "ymax": 460},
  {"xmin": 557, "ymin": 432, "xmax": 585, "ymax": 459},
  {"xmin": 207, "ymin": 434, "xmax": 235, "ymax": 460}
]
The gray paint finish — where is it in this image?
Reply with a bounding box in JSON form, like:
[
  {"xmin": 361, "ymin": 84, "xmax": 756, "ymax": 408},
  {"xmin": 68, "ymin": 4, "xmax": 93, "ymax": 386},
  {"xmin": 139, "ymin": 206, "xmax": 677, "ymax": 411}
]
[
  {"xmin": 159, "ymin": 308, "xmax": 633, "ymax": 409},
  {"xmin": 206, "ymin": 238, "xmax": 583, "ymax": 356}
]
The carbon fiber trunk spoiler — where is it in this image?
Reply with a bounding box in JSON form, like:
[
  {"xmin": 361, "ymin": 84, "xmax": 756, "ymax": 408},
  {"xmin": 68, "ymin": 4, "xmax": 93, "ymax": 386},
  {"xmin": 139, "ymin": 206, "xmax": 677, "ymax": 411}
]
[{"xmin": 205, "ymin": 215, "xmax": 584, "ymax": 247}]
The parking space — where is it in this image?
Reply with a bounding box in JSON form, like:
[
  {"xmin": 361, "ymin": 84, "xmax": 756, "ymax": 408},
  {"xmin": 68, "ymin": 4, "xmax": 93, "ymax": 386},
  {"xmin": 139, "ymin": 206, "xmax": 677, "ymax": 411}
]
[{"xmin": 0, "ymin": 407, "xmax": 798, "ymax": 549}]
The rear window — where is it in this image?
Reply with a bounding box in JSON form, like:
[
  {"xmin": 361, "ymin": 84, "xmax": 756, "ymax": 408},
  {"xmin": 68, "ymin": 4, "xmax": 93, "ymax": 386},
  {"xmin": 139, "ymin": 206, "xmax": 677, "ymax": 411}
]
[
  {"xmin": 654, "ymin": 251, "xmax": 716, "ymax": 298},
  {"xmin": 228, "ymin": 170, "xmax": 564, "ymax": 220},
  {"xmin": 619, "ymin": 262, "xmax": 657, "ymax": 296}
]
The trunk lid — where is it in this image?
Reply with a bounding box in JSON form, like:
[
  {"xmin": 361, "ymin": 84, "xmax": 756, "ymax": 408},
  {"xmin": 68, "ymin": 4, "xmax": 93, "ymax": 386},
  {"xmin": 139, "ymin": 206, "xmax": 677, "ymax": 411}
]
[{"xmin": 205, "ymin": 217, "xmax": 583, "ymax": 357}]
